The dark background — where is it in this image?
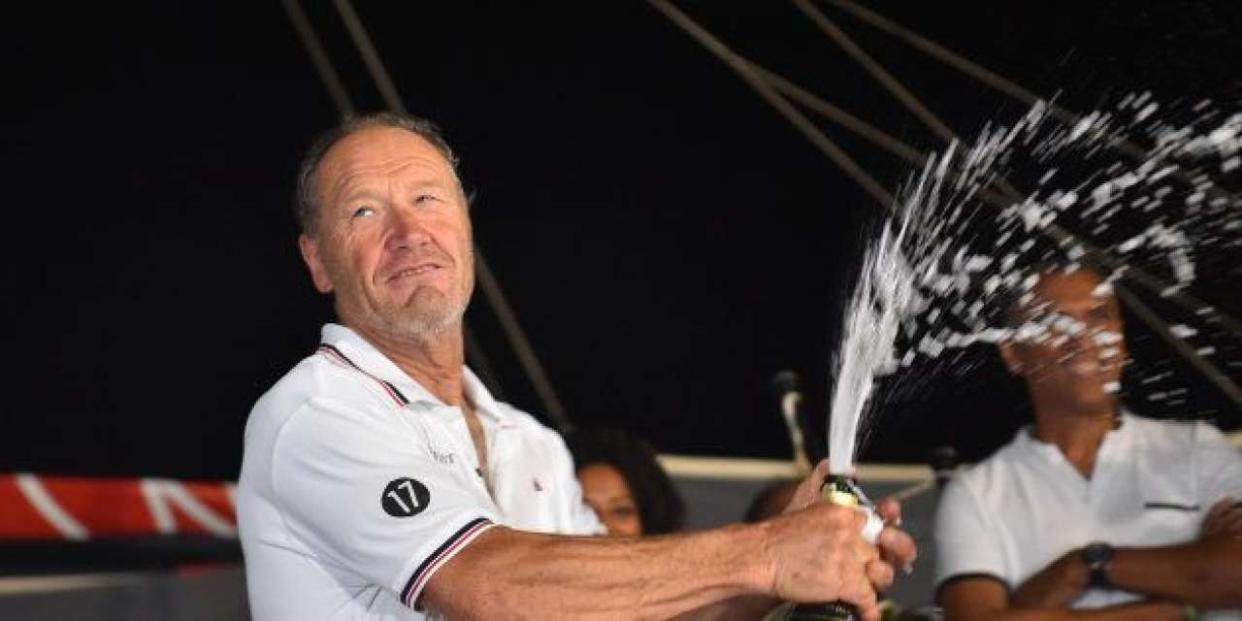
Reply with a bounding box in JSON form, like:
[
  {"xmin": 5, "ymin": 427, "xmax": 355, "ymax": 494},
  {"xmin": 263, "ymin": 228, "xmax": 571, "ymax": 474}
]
[{"xmin": 3, "ymin": 1, "xmax": 1239, "ymax": 481}]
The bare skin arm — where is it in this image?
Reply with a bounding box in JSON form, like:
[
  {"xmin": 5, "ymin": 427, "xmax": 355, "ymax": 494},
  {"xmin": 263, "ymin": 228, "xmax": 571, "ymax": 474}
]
[
  {"xmin": 943, "ymin": 500, "xmax": 1242, "ymax": 620},
  {"xmin": 423, "ymin": 500, "xmax": 916, "ymax": 621},
  {"xmin": 1104, "ymin": 498, "xmax": 1242, "ymax": 609},
  {"xmin": 940, "ymin": 578, "xmax": 1184, "ymax": 621},
  {"xmin": 1013, "ymin": 499, "xmax": 1242, "ymax": 611},
  {"xmin": 1108, "ymin": 536, "xmax": 1242, "ymax": 609}
]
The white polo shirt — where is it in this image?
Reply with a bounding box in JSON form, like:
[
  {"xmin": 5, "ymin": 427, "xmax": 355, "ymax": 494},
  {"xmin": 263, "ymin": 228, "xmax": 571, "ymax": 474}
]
[
  {"xmin": 935, "ymin": 412, "xmax": 1242, "ymax": 619},
  {"xmin": 238, "ymin": 324, "xmax": 602, "ymax": 620}
]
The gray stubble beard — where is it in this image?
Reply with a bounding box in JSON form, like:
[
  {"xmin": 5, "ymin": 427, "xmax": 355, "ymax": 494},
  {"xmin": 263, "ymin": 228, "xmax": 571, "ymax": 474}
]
[
  {"xmin": 396, "ymin": 295, "xmax": 468, "ymax": 342},
  {"xmin": 373, "ymin": 280, "xmax": 473, "ymax": 346}
]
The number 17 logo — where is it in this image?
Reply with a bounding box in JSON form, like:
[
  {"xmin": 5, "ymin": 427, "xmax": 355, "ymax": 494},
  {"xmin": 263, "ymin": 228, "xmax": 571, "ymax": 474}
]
[{"xmin": 381, "ymin": 478, "xmax": 431, "ymax": 517}]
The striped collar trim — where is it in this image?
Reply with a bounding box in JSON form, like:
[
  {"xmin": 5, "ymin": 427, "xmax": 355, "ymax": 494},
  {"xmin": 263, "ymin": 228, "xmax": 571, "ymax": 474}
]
[
  {"xmin": 317, "ymin": 324, "xmax": 511, "ymax": 424},
  {"xmin": 317, "ymin": 344, "xmax": 410, "ymax": 408}
]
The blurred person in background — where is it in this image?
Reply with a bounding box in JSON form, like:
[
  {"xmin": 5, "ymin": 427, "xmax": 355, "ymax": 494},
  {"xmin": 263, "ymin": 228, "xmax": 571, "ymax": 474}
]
[
  {"xmin": 935, "ymin": 267, "xmax": 1242, "ymax": 621},
  {"xmin": 744, "ymin": 480, "xmax": 801, "ymax": 524},
  {"xmin": 567, "ymin": 428, "xmax": 685, "ymax": 536}
]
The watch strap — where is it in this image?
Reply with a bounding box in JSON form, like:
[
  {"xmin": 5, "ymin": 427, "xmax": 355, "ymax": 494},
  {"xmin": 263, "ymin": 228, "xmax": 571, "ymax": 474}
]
[{"xmin": 1081, "ymin": 542, "xmax": 1114, "ymax": 589}]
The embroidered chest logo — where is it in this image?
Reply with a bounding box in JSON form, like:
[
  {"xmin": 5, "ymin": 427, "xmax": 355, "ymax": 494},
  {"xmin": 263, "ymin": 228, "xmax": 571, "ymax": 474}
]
[
  {"xmin": 382, "ymin": 478, "xmax": 431, "ymax": 517},
  {"xmin": 532, "ymin": 477, "xmax": 545, "ymax": 492}
]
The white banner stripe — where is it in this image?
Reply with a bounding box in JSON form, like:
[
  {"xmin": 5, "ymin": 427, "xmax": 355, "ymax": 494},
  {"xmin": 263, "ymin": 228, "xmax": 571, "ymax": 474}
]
[
  {"xmin": 140, "ymin": 479, "xmax": 176, "ymax": 534},
  {"xmin": 160, "ymin": 481, "xmax": 236, "ymax": 537},
  {"xmin": 14, "ymin": 474, "xmax": 89, "ymax": 540}
]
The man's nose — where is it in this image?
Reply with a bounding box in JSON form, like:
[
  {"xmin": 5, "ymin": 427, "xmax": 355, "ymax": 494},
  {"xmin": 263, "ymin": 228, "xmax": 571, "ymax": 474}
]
[
  {"xmin": 1049, "ymin": 317, "xmax": 1091, "ymax": 354},
  {"xmin": 385, "ymin": 209, "xmax": 431, "ymax": 251},
  {"xmin": 1063, "ymin": 322, "xmax": 1105, "ymax": 356},
  {"xmin": 1066, "ymin": 329, "xmax": 1094, "ymax": 353}
]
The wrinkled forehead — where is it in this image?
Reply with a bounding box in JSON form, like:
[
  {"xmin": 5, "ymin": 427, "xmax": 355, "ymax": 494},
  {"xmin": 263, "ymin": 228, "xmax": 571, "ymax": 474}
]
[{"xmin": 316, "ymin": 126, "xmax": 457, "ymax": 197}]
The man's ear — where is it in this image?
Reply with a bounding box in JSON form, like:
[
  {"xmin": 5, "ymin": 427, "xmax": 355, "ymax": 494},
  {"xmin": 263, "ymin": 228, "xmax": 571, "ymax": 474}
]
[
  {"xmin": 998, "ymin": 341, "xmax": 1024, "ymax": 376},
  {"xmin": 298, "ymin": 234, "xmax": 335, "ymax": 294}
]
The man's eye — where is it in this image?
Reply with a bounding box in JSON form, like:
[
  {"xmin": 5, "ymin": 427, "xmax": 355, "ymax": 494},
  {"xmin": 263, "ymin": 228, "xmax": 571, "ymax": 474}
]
[
  {"xmin": 351, "ymin": 206, "xmax": 375, "ymax": 219},
  {"xmin": 414, "ymin": 194, "xmax": 439, "ymax": 204}
]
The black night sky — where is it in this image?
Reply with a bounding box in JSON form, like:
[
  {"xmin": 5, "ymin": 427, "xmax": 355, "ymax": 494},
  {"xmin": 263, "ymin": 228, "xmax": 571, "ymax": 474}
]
[{"xmin": 3, "ymin": 1, "xmax": 1239, "ymax": 481}]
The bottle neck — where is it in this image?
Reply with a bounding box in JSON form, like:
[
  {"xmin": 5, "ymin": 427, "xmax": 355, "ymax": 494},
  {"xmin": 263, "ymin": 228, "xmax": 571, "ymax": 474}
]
[{"xmin": 822, "ymin": 475, "xmax": 862, "ymax": 508}]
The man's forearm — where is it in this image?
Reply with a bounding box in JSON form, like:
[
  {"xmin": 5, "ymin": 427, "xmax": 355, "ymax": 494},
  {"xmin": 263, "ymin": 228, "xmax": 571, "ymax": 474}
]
[
  {"xmin": 1110, "ymin": 538, "xmax": 1242, "ymax": 608},
  {"xmin": 425, "ymin": 524, "xmax": 772, "ymax": 620}
]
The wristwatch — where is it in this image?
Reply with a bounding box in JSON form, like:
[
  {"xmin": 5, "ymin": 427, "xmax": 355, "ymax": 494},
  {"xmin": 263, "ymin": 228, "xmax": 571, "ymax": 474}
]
[{"xmin": 1080, "ymin": 542, "xmax": 1115, "ymax": 589}]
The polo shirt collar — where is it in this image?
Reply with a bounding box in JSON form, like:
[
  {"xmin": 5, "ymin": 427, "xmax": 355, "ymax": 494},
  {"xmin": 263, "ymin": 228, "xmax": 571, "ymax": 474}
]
[
  {"xmin": 1094, "ymin": 410, "xmax": 1135, "ymax": 466},
  {"xmin": 319, "ymin": 323, "xmax": 509, "ymax": 425},
  {"xmin": 1015, "ymin": 410, "xmax": 1136, "ymax": 471},
  {"xmin": 462, "ymin": 367, "xmax": 512, "ymax": 427}
]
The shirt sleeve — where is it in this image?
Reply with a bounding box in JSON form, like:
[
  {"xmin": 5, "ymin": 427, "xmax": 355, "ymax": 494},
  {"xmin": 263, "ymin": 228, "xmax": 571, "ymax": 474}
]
[
  {"xmin": 1194, "ymin": 422, "xmax": 1242, "ymax": 506},
  {"xmin": 270, "ymin": 396, "xmax": 498, "ymax": 610},
  {"xmin": 933, "ymin": 474, "xmax": 1010, "ymax": 596}
]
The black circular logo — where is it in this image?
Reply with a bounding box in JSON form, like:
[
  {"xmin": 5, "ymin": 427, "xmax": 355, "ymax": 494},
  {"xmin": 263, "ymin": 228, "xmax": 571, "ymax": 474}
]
[{"xmin": 381, "ymin": 478, "xmax": 431, "ymax": 517}]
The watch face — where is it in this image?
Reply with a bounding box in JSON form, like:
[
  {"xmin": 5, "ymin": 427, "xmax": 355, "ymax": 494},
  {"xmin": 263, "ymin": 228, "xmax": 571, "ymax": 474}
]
[
  {"xmin": 1083, "ymin": 542, "xmax": 1114, "ymax": 566},
  {"xmin": 1082, "ymin": 543, "xmax": 1114, "ymax": 589}
]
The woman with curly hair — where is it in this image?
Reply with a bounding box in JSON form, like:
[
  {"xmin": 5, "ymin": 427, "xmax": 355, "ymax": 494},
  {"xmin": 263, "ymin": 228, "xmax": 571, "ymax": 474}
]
[{"xmin": 566, "ymin": 428, "xmax": 686, "ymax": 536}]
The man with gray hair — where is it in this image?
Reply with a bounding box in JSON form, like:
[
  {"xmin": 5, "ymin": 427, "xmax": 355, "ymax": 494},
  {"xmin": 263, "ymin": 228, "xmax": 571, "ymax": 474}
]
[{"xmin": 236, "ymin": 112, "xmax": 915, "ymax": 620}]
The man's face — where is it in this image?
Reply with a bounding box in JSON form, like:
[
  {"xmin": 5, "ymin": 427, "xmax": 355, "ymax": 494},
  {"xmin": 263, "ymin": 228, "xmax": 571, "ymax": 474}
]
[
  {"xmin": 298, "ymin": 126, "xmax": 475, "ymax": 342},
  {"xmin": 1000, "ymin": 270, "xmax": 1126, "ymax": 412}
]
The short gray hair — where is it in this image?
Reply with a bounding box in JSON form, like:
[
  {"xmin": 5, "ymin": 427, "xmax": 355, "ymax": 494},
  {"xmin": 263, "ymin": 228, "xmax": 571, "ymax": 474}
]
[{"xmin": 294, "ymin": 112, "xmax": 460, "ymax": 236}]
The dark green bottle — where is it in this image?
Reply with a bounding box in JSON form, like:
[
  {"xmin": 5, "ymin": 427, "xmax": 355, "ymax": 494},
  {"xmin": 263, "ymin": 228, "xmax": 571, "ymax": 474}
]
[{"xmin": 780, "ymin": 475, "xmax": 871, "ymax": 621}]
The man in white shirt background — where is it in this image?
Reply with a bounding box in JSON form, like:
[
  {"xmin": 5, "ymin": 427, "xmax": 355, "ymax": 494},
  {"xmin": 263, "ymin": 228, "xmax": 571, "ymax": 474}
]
[
  {"xmin": 935, "ymin": 267, "xmax": 1242, "ymax": 621},
  {"xmin": 237, "ymin": 112, "xmax": 916, "ymax": 620}
]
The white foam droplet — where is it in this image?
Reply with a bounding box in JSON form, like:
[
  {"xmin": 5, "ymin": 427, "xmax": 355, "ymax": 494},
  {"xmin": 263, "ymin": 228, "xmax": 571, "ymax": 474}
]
[{"xmin": 1169, "ymin": 324, "xmax": 1197, "ymax": 338}]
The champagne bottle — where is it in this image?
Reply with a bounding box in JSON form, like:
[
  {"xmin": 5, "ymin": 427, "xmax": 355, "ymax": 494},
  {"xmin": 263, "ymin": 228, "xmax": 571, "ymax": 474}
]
[{"xmin": 779, "ymin": 474, "xmax": 877, "ymax": 621}]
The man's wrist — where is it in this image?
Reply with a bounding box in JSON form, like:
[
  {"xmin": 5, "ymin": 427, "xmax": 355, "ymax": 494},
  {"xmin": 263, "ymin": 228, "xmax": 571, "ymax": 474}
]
[
  {"xmin": 1080, "ymin": 542, "xmax": 1115, "ymax": 589},
  {"xmin": 738, "ymin": 521, "xmax": 779, "ymax": 596},
  {"xmin": 1054, "ymin": 549, "xmax": 1090, "ymax": 594}
]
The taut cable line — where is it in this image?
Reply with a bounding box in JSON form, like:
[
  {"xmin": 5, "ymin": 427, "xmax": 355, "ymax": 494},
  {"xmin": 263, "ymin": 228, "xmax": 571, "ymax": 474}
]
[
  {"xmin": 473, "ymin": 247, "xmax": 567, "ymax": 428},
  {"xmin": 649, "ymin": 1, "xmax": 1241, "ymax": 409},
  {"xmin": 788, "ymin": 0, "xmax": 1241, "ymax": 407},
  {"xmin": 811, "ymin": 0, "xmax": 1242, "ymax": 341},
  {"xmin": 791, "ymin": 0, "xmax": 955, "ymax": 144},
  {"xmin": 753, "ymin": 64, "xmax": 928, "ymax": 166},
  {"xmin": 647, "ymin": 0, "xmax": 893, "ymax": 207},
  {"xmin": 819, "ymin": 0, "xmax": 1242, "ymax": 215},
  {"xmin": 330, "ymin": 0, "xmax": 406, "ymax": 114},
  {"xmin": 279, "ymin": 0, "xmax": 355, "ymax": 118}
]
